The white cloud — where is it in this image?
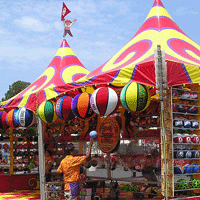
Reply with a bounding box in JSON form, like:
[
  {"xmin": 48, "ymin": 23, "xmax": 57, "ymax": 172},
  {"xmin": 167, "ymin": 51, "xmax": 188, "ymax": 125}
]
[
  {"xmin": 174, "ymin": 6, "xmax": 199, "ymax": 16},
  {"xmin": 13, "ymin": 16, "xmax": 51, "ymax": 32}
]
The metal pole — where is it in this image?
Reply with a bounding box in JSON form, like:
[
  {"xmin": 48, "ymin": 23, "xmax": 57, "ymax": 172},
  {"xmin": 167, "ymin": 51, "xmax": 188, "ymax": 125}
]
[
  {"xmin": 107, "ymin": 153, "xmax": 111, "ymax": 180},
  {"xmin": 37, "ymin": 115, "xmax": 45, "ymax": 200}
]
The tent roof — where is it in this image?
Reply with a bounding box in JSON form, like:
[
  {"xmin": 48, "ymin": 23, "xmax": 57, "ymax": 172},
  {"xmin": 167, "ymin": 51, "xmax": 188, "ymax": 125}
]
[
  {"xmin": 0, "ymin": 39, "xmax": 89, "ymax": 111},
  {"xmin": 2, "ymin": 0, "xmax": 200, "ymax": 111},
  {"xmin": 69, "ymin": 0, "xmax": 200, "ymax": 88}
]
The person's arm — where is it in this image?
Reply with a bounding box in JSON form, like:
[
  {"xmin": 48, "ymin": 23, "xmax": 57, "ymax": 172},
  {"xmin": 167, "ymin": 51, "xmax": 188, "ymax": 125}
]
[
  {"xmin": 57, "ymin": 162, "xmax": 63, "ymax": 174},
  {"xmin": 86, "ymin": 138, "xmax": 94, "ymax": 161},
  {"xmin": 46, "ymin": 160, "xmax": 53, "ymax": 174}
]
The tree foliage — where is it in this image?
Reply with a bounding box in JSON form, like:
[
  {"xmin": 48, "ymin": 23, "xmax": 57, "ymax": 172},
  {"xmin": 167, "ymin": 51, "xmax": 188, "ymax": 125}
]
[{"xmin": 1, "ymin": 80, "xmax": 31, "ymax": 101}]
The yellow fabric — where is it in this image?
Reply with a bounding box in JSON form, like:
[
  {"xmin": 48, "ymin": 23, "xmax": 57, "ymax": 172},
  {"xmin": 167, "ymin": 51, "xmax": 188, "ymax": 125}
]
[{"xmin": 126, "ymin": 82, "xmax": 138, "ymax": 112}]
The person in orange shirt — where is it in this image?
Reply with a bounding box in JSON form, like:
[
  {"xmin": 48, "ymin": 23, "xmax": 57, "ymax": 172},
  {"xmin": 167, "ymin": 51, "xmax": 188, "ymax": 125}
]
[
  {"xmin": 45, "ymin": 150, "xmax": 53, "ymax": 182},
  {"xmin": 57, "ymin": 138, "xmax": 93, "ymax": 200}
]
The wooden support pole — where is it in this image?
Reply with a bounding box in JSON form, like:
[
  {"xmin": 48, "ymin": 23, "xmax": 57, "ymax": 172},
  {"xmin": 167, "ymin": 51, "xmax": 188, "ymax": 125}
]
[{"xmin": 9, "ymin": 128, "xmax": 14, "ymax": 175}]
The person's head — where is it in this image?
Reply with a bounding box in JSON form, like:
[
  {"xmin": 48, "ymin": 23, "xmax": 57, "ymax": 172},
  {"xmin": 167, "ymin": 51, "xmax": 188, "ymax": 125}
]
[
  {"xmin": 65, "ymin": 144, "xmax": 75, "ymax": 156},
  {"xmin": 45, "ymin": 150, "xmax": 52, "ymax": 157}
]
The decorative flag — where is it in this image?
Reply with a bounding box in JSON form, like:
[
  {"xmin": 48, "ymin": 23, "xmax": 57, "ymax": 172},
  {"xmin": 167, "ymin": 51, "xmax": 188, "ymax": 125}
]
[{"xmin": 61, "ymin": 2, "xmax": 71, "ymax": 21}]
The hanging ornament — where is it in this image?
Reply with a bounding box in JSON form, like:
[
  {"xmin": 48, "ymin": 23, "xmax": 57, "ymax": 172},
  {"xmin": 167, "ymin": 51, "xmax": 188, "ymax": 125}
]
[
  {"xmin": 90, "ymin": 87, "xmax": 119, "ymax": 116},
  {"xmin": 6, "ymin": 109, "xmax": 20, "ymax": 128},
  {"xmin": 38, "ymin": 100, "xmax": 58, "ymax": 123},
  {"xmin": 55, "ymin": 96, "xmax": 75, "ymax": 121},
  {"xmin": 15, "ymin": 107, "xmax": 35, "ymax": 127},
  {"xmin": 120, "ymin": 82, "xmax": 150, "ymax": 112},
  {"xmin": 72, "ymin": 92, "xmax": 95, "ymax": 119},
  {"xmin": 0, "ymin": 111, "xmax": 9, "ymax": 129}
]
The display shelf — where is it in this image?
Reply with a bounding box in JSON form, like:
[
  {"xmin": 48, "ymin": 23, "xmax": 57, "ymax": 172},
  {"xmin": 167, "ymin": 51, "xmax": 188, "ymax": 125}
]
[
  {"xmin": 172, "ymin": 86, "xmax": 200, "ymax": 198},
  {"xmin": 173, "ymin": 112, "xmax": 200, "ymax": 116},
  {"xmin": 173, "ymin": 127, "xmax": 200, "ymax": 131},
  {"xmin": 172, "ymin": 97, "xmax": 199, "ymax": 102},
  {"xmin": 174, "ymin": 173, "xmax": 200, "ymax": 176},
  {"xmin": 174, "ymin": 158, "xmax": 200, "ymax": 160},
  {"xmin": 174, "ymin": 188, "xmax": 200, "ymax": 192},
  {"xmin": 173, "ymin": 88, "xmax": 200, "ymax": 94},
  {"xmin": 173, "ymin": 143, "xmax": 200, "ymax": 145}
]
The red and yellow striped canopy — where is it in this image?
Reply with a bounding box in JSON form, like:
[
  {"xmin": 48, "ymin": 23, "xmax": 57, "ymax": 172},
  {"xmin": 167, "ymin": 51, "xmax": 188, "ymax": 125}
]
[
  {"xmin": 71, "ymin": 0, "xmax": 200, "ymax": 88},
  {"xmin": 1, "ymin": 0, "xmax": 200, "ymax": 111},
  {"xmin": 0, "ymin": 40, "xmax": 89, "ymax": 111}
]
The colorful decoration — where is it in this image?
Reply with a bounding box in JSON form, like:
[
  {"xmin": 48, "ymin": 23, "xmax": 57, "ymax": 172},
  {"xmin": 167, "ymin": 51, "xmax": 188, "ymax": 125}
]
[
  {"xmin": 189, "ymin": 179, "xmax": 199, "ymax": 188},
  {"xmin": 192, "ymin": 149, "xmax": 199, "ymax": 158},
  {"xmin": 38, "ymin": 100, "xmax": 58, "ymax": 123},
  {"xmin": 0, "ymin": 39, "xmax": 90, "ymax": 111},
  {"xmin": 90, "ymin": 87, "xmax": 118, "ymax": 116},
  {"xmin": 191, "ymin": 134, "xmax": 199, "ymax": 144},
  {"xmin": 72, "ymin": 93, "xmax": 95, "ymax": 119},
  {"xmin": 97, "ymin": 117, "xmax": 120, "ymax": 153},
  {"xmin": 174, "ymin": 165, "xmax": 184, "ymax": 174},
  {"xmin": 174, "ymin": 149, "xmax": 184, "ymax": 159},
  {"xmin": 176, "ymin": 179, "xmax": 188, "ymax": 190},
  {"xmin": 191, "ymin": 120, "xmax": 199, "ymax": 129},
  {"xmin": 173, "ymin": 118, "xmax": 183, "ymax": 128},
  {"xmin": 89, "ymin": 130, "xmax": 97, "ymax": 139},
  {"xmin": 55, "ymin": 96, "xmax": 75, "ymax": 121},
  {"xmin": 2, "ymin": 0, "xmax": 200, "ymax": 112},
  {"xmin": 120, "ymin": 82, "xmax": 150, "ymax": 112},
  {"xmin": 183, "ymin": 164, "xmax": 193, "ymax": 174},
  {"xmin": 63, "ymin": 19, "xmax": 77, "ymax": 37},
  {"xmin": 192, "ymin": 163, "xmax": 200, "ymax": 173},
  {"xmin": 15, "ymin": 107, "xmax": 35, "ymax": 127},
  {"xmin": 173, "ymin": 134, "xmax": 183, "ymax": 143},
  {"xmin": 0, "ymin": 111, "xmax": 8, "ymax": 129},
  {"xmin": 6, "ymin": 109, "xmax": 19, "ymax": 128}
]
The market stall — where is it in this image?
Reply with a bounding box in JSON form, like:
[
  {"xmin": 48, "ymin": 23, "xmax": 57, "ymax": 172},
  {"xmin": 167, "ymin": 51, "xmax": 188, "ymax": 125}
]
[{"xmin": 1, "ymin": 0, "xmax": 200, "ymax": 199}]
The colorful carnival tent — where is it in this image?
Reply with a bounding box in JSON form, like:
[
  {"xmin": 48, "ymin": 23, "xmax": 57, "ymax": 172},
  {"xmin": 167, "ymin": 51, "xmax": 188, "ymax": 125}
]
[
  {"xmin": 0, "ymin": 39, "xmax": 89, "ymax": 111},
  {"xmin": 1, "ymin": 0, "xmax": 200, "ymax": 110},
  {"xmin": 42, "ymin": 0, "xmax": 200, "ymax": 99}
]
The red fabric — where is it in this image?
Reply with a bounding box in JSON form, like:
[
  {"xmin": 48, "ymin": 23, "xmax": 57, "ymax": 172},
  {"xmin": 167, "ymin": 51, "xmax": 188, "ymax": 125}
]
[
  {"xmin": 61, "ymin": 2, "xmax": 71, "ymax": 21},
  {"xmin": 153, "ymin": 0, "xmax": 164, "ymax": 7},
  {"xmin": 96, "ymin": 87, "xmax": 109, "ymax": 115}
]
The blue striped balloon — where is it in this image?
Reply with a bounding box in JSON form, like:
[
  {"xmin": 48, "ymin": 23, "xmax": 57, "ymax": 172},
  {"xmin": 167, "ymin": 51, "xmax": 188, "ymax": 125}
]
[{"xmin": 15, "ymin": 107, "xmax": 35, "ymax": 127}]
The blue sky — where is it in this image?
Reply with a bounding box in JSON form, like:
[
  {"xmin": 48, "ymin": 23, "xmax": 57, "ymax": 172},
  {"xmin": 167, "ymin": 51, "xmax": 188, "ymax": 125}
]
[{"xmin": 0, "ymin": 0, "xmax": 199, "ymax": 99}]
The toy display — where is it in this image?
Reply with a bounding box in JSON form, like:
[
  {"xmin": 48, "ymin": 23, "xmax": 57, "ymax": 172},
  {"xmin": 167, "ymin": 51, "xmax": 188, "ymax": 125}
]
[{"xmin": 172, "ymin": 86, "xmax": 200, "ymax": 197}]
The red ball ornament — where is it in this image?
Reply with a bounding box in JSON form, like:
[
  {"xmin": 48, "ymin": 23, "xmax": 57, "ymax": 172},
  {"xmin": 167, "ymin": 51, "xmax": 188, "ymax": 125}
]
[
  {"xmin": 173, "ymin": 134, "xmax": 183, "ymax": 143},
  {"xmin": 0, "ymin": 111, "xmax": 9, "ymax": 129},
  {"xmin": 183, "ymin": 134, "xmax": 191, "ymax": 144},
  {"xmin": 55, "ymin": 96, "xmax": 75, "ymax": 121},
  {"xmin": 90, "ymin": 87, "xmax": 119, "ymax": 116},
  {"xmin": 191, "ymin": 134, "xmax": 199, "ymax": 144}
]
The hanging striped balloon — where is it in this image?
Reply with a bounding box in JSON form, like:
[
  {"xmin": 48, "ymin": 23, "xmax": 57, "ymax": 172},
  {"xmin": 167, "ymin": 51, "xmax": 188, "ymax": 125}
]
[
  {"xmin": 38, "ymin": 100, "xmax": 58, "ymax": 123},
  {"xmin": 72, "ymin": 92, "xmax": 95, "ymax": 119},
  {"xmin": 15, "ymin": 107, "xmax": 35, "ymax": 127},
  {"xmin": 0, "ymin": 111, "xmax": 9, "ymax": 129},
  {"xmin": 90, "ymin": 87, "xmax": 119, "ymax": 116},
  {"xmin": 6, "ymin": 109, "xmax": 20, "ymax": 128},
  {"xmin": 120, "ymin": 82, "xmax": 150, "ymax": 112},
  {"xmin": 55, "ymin": 96, "xmax": 75, "ymax": 121}
]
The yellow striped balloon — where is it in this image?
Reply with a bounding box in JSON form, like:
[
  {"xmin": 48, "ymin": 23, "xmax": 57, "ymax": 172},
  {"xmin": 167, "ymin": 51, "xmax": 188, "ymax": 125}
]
[
  {"xmin": 38, "ymin": 100, "xmax": 58, "ymax": 123},
  {"xmin": 120, "ymin": 82, "xmax": 150, "ymax": 112}
]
